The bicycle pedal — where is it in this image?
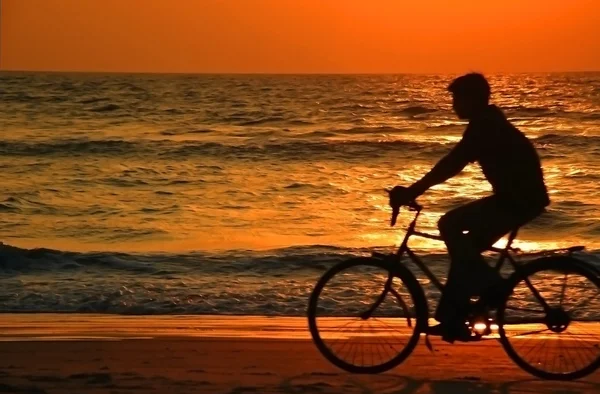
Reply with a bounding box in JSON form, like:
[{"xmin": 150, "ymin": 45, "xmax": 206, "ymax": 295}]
[{"xmin": 467, "ymin": 335, "xmax": 496, "ymax": 342}]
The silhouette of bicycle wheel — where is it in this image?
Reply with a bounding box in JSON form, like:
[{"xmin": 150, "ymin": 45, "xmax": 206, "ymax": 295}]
[
  {"xmin": 308, "ymin": 257, "xmax": 427, "ymax": 374},
  {"xmin": 498, "ymin": 256, "xmax": 600, "ymax": 380}
]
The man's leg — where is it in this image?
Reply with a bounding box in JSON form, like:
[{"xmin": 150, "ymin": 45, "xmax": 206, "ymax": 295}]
[{"xmin": 435, "ymin": 196, "xmax": 531, "ymax": 333}]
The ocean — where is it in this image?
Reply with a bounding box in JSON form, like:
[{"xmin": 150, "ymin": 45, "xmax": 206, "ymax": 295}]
[{"xmin": 1, "ymin": 72, "xmax": 599, "ymax": 315}]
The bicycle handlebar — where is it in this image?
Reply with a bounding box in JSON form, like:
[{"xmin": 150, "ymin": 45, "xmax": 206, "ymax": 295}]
[
  {"xmin": 390, "ymin": 200, "xmax": 422, "ymax": 227},
  {"xmin": 385, "ymin": 187, "xmax": 422, "ymax": 226}
]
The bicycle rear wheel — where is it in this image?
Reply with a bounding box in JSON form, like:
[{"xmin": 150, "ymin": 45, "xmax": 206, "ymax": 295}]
[
  {"xmin": 497, "ymin": 256, "xmax": 600, "ymax": 380},
  {"xmin": 307, "ymin": 256, "xmax": 427, "ymax": 374}
]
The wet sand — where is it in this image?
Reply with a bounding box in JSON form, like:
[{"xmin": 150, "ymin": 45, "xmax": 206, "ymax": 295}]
[{"xmin": 0, "ymin": 314, "xmax": 598, "ymax": 393}]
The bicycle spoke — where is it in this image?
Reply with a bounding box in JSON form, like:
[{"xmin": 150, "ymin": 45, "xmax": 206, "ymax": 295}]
[
  {"xmin": 328, "ymin": 318, "xmax": 360, "ymax": 332},
  {"xmin": 556, "ymin": 336, "xmax": 564, "ymax": 374},
  {"xmin": 520, "ymin": 331, "xmax": 548, "ymax": 361},
  {"xmin": 566, "ymin": 329, "xmax": 598, "ymax": 359},
  {"xmin": 535, "ymin": 338, "xmax": 550, "ymax": 372},
  {"xmin": 504, "ymin": 305, "xmax": 546, "ymax": 314},
  {"xmin": 360, "ymin": 322, "xmax": 365, "ymax": 367},
  {"xmin": 543, "ymin": 333, "xmax": 554, "ymax": 373},
  {"xmin": 349, "ymin": 340, "xmax": 358, "ymax": 367},
  {"xmin": 502, "ymin": 316, "xmax": 547, "ymax": 325},
  {"xmin": 366, "ymin": 321, "xmax": 380, "ymax": 365},
  {"xmin": 559, "ymin": 273, "xmax": 568, "ymax": 306},
  {"xmin": 375, "ymin": 329, "xmax": 402, "ymax": 354},
  {"xmin": 564, "ymin": 336, "xmax": 585, "ymax": 373},
  {"xmin": 374, "ymin": 339, "xmax": 387, "ymax": 365},
  {"xmin": 567, "ymin": 290, "xmax": 599, "ymax": 314},
  {"xmin": 326, "ymin": 320, "xmax": 361, "ymax": 346},
  {"xmin": 369, "ymin": 322, "xmax": 404, "ymax": 351},
  {"xmin": 565, "ymin": 331, "xmax": 589, "ymax": 372},
  {"xmin": 330, "ymin": 329, "xmax": 354, "ymax": 354},
  {"xmin": 499, "ymin": 260, "xmax": 600, "ymax": 378},
  {"xmin": 371, "ymin": 317, "xmax": 410, "ymax": 337}
]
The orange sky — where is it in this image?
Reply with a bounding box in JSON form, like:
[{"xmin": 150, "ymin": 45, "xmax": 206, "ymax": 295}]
[{"xmin": 2, "ymin": 0, "xmax": 599, "ymax": 73}]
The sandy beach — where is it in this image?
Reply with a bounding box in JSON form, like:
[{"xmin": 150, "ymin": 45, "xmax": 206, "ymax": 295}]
[{"xmin": 0, "ymin": 314, "xmax": 598, "ymax": 394}]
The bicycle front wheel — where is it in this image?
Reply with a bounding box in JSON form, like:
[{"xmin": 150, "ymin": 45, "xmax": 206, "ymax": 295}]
[
  {"xmin": 307, "ymin": 256, "xmax": 427, "ymax": 374},
  {"xmin": 497, "ymin": 256, "xmax": 600, "ymax": 380}
]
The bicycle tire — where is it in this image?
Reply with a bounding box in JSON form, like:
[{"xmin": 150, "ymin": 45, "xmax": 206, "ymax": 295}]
[
  {"xmin": 307, "ymin": 256, "xmax": 428, "ymax": 374},
  {"xmin": 497, "ymin": 256, "xmax": 600, "ymax": 380}
]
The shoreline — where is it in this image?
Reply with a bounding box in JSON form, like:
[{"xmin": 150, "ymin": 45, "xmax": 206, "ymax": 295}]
[
  {"xmin": 0, "ymin": 314, "xmax": 316, "ymax": 341},
  {"xmin": 0, "ymin": 314, "xmax": 599, "ymax": 393},
  {"xmin": 1, "ymin": 313, "xmax": 599, "ymax": 339}
]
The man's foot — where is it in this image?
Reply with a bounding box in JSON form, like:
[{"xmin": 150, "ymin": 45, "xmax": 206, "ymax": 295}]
[
  {"xmin": 426, "ymin": 322, "xmax": 472, "ymax": 344},
  {"xmin": 426, "ymin": 323, "xmax": 446, "ymax": 336}
]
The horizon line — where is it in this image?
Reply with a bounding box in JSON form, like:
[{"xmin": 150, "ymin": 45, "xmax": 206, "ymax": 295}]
[{"xmin": 1, "ymin": 69, "xmax": 600, "ymax": 76}]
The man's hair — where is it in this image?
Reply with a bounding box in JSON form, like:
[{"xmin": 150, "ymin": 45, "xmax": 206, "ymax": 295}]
[{"xmin": 448, "ymin": 73, "xmax": 490, "ymax": 103}]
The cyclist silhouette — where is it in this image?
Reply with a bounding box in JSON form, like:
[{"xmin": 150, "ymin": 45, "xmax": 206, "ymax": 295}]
[{"xmin": 389, "ymin": 73, "xmax": 550, "ymax": 342}]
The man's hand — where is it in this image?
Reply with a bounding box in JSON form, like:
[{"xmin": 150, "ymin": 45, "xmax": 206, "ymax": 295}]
[
  {"xmin": 387, "ymin": 186, "xmax": 410, "ymax": 226},
  {"xmin": 387, "ymin": 185, "xmax": 421, "ymax": 226},
  {"xmin": 388, "ymin": 185, "xmax": 414, "ymax": 208}
]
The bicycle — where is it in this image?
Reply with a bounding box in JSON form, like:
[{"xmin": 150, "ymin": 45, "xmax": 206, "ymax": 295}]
[{"xmin": 307, "ymin": 196, "xmax": 600, "ymax": 380}]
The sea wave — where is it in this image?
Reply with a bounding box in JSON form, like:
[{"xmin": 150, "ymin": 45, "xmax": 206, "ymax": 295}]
[
  {"xmin": 78, "ymin": 97, "xmax": 110, "ymax": 105},
  {"xmin": 396, "ymin": 105, "xmax": 438, "ymax": 117},
  {"xmin": 0, "ymin": 242, "xmax": 597, "ymax": 315},
  {"xmin": 7, "ymin": 242, "xmax": 596, "ymax": 276},
  {"xmin": 89, "ymin": 103, "xmax": 121, "ymax": 112},
  {"xmin": 534, "ymin": 133, "xmax": 600, "ymax": 148},
  {"xmin": 296, "ymin": 126, "xmax": 411, "ymax": 139},
  {"xmin": 0, "ymin": 139, "xmax": 138, "ymax": 156},
  {"xmin": 0, "ymin": 138, "xmax": 448, "ymax": 160},
  {"xmin": 237, "ymin": 117, "xmax": 314, "ymax": 126},
  {"xmin": 1, "ymin": 134, "xmax": 596, "ymax": 161},
  {"xmin": 0, "ymin": 243, "xmax": 364, "ymax": 274},
  {"xmin": 504, "ymin": 105, "xmax": 555, "ymax": 116},
  {"xmin": 167, "ymin": 139, "xmax": 449, "ymax": 161}
]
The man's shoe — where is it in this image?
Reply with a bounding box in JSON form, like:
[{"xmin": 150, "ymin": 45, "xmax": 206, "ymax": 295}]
[
  {"xmin": 426, "ymin": 322, "xmax": 472, "ymax": 344},
  {"xmin": 426, "ymin": 323, "xmax": 446, "ymax": 336}
]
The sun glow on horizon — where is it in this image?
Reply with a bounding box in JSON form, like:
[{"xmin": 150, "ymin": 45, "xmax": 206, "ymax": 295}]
[{"xmin": 2, "ymin": 0, "xmax": 599, "ymax": 73}]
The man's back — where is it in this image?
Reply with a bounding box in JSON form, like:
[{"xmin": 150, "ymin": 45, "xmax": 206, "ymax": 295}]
[{"xmin": 461, "ymin": 105, "xmax": 550, "ymax": 213}]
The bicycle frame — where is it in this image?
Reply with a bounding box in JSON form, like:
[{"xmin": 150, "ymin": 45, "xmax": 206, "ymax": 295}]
[
  {"xmin": 373, "ymin": 208, "xmax": 521, "ymax": 292},
  {"xmin": 371, "ymin": 207, "xmax": 584, "ymax": 315}
]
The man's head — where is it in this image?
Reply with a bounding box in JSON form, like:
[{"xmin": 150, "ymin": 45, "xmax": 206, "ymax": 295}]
[{"xmin": 448, "ymin": 73, "xmax": 490, "ymax": 120}]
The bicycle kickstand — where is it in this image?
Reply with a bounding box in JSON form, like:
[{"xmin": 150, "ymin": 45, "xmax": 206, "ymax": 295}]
[{"xmin": 425, "ymin": 333, "xmax": 434, "ymax": 353}]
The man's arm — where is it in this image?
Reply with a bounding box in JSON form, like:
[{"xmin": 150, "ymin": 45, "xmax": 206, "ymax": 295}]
[{"xmin": 407, "ymin": 139, "xmax": 473, "ymax": 198}]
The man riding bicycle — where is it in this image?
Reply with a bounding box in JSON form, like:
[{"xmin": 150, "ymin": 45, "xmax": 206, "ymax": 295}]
[{"xmin": 389, "ymin": 73, "xmax": 550, "ymax": 342}]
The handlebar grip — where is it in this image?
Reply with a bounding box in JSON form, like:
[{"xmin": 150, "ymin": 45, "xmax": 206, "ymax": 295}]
[
  {"xmin": 390, "ymin": 206, "xmax": 400, "ymax": 227},
  {"xmin": 408, "ymin": 201, "xmax": 423, "ymax": 211}
]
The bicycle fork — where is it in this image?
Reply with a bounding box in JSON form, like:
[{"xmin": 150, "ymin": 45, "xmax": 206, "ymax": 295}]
[{"xmin": 359, "ymin": 272, "xmax": 414, "ymax": 329}]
